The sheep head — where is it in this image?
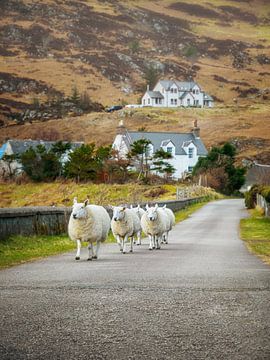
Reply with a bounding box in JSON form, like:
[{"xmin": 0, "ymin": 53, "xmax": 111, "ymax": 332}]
[
  {"xmin": 112, "ymin": 206, "xmax": 126, "ymax": 221},
  {"xmin": 146, "ymin": 204, "xmax": 158, "ymax": 221},
  {"xmin": 71, "ymin": 198, "xmax": 89, "ymax": 220}
]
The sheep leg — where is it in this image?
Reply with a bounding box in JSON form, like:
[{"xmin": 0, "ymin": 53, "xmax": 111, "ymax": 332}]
[
  {"xmin": 148, "ymin": 235, "xmax": 153, "ymax": 250},
  {"xmin": 75, "ymin": 240, "xmax": 81, "ymax": 260},
  {"xmin": 116, "ymin": 235, "xmax": 123, "ymax": 252},
  {"xmin": 87, "ymin": 243, "xmax": 93, "ymax": 261},
  {"xmin": 122, "ymin": 235, "xmax": 128, "ymax": 254},
  {"xmin": 132, "ymin": 236, "xmax": 136, "ymax": 245},
  {"xmin": 130, "ymin": 236, "xmax": 133, "ymax": 253},
  {"xmin": 156, "ymin": 235, "xmax": 161, "ymax": 250},
  {"xmin": 93, "ymin": 241, "xmax": 100, "ymax": 259},
  {"xmin": 136, "ymin": 231, "xmax": 141, "ymax": 245},
  {"xmin": 165, "ymin": 231, "xmax": 169, "ymax": 244}
]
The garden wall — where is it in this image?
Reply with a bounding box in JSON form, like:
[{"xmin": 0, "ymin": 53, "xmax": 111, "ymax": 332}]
[{"xmin": 0, "ymin": 197, "xmax": 203, "ymax": 240}]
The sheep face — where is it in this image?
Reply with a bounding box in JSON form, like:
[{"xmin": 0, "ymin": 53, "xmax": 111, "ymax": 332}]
[
  {"xmin": 145, "ymin": 204, "xmax": 158, "ymax": 221},
  {"xmin": 71, "ymin": 198, "xmax": 89, "ymax": 220},
  {"xmin": 112, "ymin": 207, "xmax": 126, "ymax": 221}
]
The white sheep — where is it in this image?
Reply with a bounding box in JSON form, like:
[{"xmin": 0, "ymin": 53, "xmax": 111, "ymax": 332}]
[
  {"xmin": 111, "ymin": 206, "xmax": 140, "ymax": 253},
  {"xmin": 162, "ymin": 205, "xmax": 176, "ymax": 244},
  {"xmin": 130, "ymin": 204, "xmax": 146, "ymax": 245},
  {"xmin": 141, "ymin": 204, "xmax": 170, "ymax": 250},
  {"xmin": 68, "ymin": 198, "xmax": 111, "ymax": 261}
]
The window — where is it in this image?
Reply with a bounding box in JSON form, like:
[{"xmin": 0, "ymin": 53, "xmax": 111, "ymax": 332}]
[
  {"xmin": 170, "ymin": 88, "xmax": 174, "ymax": 93},
  {"xmin": 174, "ymin": 99, "xmax": 177, "ymax": 105},
  {"xmin": 187, "ymin": 98, "xmax": 190, "ymax": 106},
  {"xmin": 195, "ymin": 100, "xmax": 199, "ymax": 106},
  {"xmin": 171, "ymin": 99, "xmax": 174, "ymax": 105},
  {"xmin": 148, "ymin": 98, "xmax": 150, "ymax": 105},
  {"xmin": 143, "ymin": 99, "xmax": 145, "ymax": 105},
  {"xmin": 174, "ymin": 88, "xmax": 177, "ymax": 93},
  {"xmin": 196, "ymin": 89, "xmax": 199, "ymax": 94},
  {"xmin": 193, "ymin": 89, "xmax": 196, "ymax": 94},
  {"xmin": 188, "ymin": 147, "xmax": 194, "ymax": 158},
  {"xmin": 155, "ymin": 98, "xmax": 159, "ymax": 104},
  {"xmin": 159, "ymin": 98, "xmax": 162, "ymax": 104},
  {"xmin": 167, "ymin": 147, "xmax": 173, "ymax": 154},
  {"xmin": 188, "ymin": 166, "xmax": 193, "ymax": 172}
]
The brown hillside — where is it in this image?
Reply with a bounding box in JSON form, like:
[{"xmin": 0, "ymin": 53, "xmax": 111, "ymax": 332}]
[{"xmin": 0, "ymin": 0, "xmax": 270, "ymax": 162}]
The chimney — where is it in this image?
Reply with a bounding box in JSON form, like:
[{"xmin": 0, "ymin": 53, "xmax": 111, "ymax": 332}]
[
  {"xmin": 192, "ymin": 120, "xmax": 200, "ymax": 138},
  {"xmin": 116, "ymin": 119, "xmax": 126, "ymax": 135},
  {"xmin": 147, "ymin": 84, "xmax": 150, "ymax": 91}
]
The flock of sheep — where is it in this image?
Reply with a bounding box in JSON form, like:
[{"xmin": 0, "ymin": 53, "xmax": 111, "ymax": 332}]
[{"xmin": 68, "ymin": 198, "xmax": 175, "ymax": 261}]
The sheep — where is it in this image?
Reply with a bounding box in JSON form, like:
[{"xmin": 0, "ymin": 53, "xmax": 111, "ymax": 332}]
[
  {"xmin": 130, "ymin": 204, "xmax": 146, "ymax": 245},
  {"xmin": 68, "ymin": 198, "xmax": 111, "ymax": 261},
  {"xmin": 111, "ymin": 206, "xmax": 140, "ymax": 254},
  {"xmin": 162, "ymin": 205, "xmax": 176, "ymax": 244},
  {"xmin": 141, "ymin": 204, "xmax": 170, "ymax": 250}
]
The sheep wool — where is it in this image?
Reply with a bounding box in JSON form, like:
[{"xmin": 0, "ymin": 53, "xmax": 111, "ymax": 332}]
[{"xmin": 68, "ymin": 200, "xmax": 111, "ymax": 260}]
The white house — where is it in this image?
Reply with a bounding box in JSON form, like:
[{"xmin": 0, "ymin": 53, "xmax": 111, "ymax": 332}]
[
  {"xmin": 141, "ymin": 79, "xmax": 214, "ymax": 108},
  {"xmin": 112, "ymin": 120, "xmax": 208, "ymax": 179}
]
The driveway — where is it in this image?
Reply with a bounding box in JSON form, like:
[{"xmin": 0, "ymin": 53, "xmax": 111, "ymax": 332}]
[{"xmin": 0, "ymin": 199, "xmax": 269, "ymax": 359}]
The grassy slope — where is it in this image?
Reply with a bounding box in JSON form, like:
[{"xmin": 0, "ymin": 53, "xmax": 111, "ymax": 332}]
[
  {"xmin": 240, "ymin": 208, "xmax": 270, "ymax": 265},
  {"xmin": 0, "ymin": 197, "xmax": 211, "ymax": 269}
]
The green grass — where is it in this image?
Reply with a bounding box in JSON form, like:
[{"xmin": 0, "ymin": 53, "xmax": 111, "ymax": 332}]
[
  {"xmin": 0, "ymin": 234, "xmax": 76, "ymax": 269},
  {"xmin": 240, "ymin": 209, "xmax": 270, "ymax": 265}
]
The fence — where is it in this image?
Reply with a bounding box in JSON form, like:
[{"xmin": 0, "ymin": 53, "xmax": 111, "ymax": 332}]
[
  {"xmin": 0, "ymin": 197, "xmax": 203, "ymax": 241},
  {"xmin": 256, "ymin": 194, "xmax": 270, "ymax": 217}
]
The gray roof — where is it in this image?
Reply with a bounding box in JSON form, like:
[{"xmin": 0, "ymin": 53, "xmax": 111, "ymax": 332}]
[
  {"xmin": 179, "ymin": 91, "xmax": 195, "ymax": 100},
  {"xmin": 241, "ymin": 163, "xmax": 270, "ymax": 191},
  {"xmin": 146, "ymin": 91, "xmax": 164, "ymax": 99},
  {"xmin": 0, "ymin": 139, "xmax": 83, "ymax": 158},
  {"xmin": 126, "ymin": 131, "xmax": 207, "ymax": 156},
  {"xmin": 204, "ymin": 93, "xmax": 213, "ymax": 101},
  {"xmin": 158, "ymin": 79, "xmax": 199, "ymax": 91}
]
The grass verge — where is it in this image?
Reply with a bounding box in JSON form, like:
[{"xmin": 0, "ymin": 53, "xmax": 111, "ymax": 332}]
[
  {"xmin": 0, "ymin": 198, "xmax": 213, "ymax": 269},
  {"xmin": 240, "ymin": 208, "xmax": 270, "ymax": 265}
]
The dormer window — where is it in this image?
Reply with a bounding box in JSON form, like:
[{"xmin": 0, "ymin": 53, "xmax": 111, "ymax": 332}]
[
  {"xmin": 188, "ymin": 147, "xmax": 194, "ymax": 158},
  {"xmin": 167, "ymin": 147, "xmax": 173, "ymax": 154}
]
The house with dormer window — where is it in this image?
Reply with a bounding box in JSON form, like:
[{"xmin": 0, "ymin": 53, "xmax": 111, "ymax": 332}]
[
  {"xmin": 141, "ymin": 79, "xmax": 214, "ymax": 108},
  {"xmin": 112, "ymin": 120, "xmax": 207, "ymax": 179}
]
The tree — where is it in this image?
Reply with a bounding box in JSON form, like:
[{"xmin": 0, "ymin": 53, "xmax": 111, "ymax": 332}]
[
  {"xmin": 152, "ymin": 148, "xmax": 175, "ymax": 179},
  {"xmin": 20, "ymin": 145, "xmax": 61, "ymax": 182},
  {"xmin": 143, "ymin": 65, "xmax": 160, "ymax": 89},
  {"xmin": 192, "ymin": 143, "xmax": 245, "ymax": 194},
  {"xmin": 128, "ymin": 40, "xmax": 140, "ymax": 54},
  {"xmin": 129, "ymin": 139, "xmax": 153, "ymax": 180},
  {"xmin": 70, "ymin": 85, "xmax": 80, "ymax": 105}
]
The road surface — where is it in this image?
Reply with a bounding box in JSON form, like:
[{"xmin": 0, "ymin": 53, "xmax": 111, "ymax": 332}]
[{"xmin": 0, "ymin": 199, "xmax": 269, "ymax": 359}]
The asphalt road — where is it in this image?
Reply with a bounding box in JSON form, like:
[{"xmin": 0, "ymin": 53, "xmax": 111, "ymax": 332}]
[{"xmin": 0, "ymin": 199, "xmax": 270, "ymax": 360}]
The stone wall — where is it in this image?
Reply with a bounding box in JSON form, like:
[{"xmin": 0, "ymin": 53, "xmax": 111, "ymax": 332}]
[{"xmin": 0, "ymin": 197, "xmax": 203, "ymax": 240}]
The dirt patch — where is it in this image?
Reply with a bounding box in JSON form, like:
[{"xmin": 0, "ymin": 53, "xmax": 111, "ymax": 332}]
[
  {"xmin": 169, "ymin": 2, "xmax": 223, "ymax": 20},
  {"xmin": 218, "ymin": 5, "xmax": 258, "ymax": 24},
  {"xmin": 0, "ymin": 72, "xmax": 62, "ymax": 96},
  {"xmin": 213, "ymin": 75, "xmax": 250, "ymax": 86}
]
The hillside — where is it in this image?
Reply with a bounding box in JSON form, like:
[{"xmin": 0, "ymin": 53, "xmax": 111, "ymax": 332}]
[{"xmin": 0, "ymin": 0, "xmax": 270, "ymax": 162}]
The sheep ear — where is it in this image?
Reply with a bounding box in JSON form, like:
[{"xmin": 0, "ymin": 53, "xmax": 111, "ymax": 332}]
[
  {"xmin": 122, "ymin": 206, "xmax": 126, "ymax": 211},
  {"xmin": 137, "ymin": 204, "xmax": 141, "ymax": 209},
  {"xmin": 84, "ymin": 199, "xmax": 89, "ymax": 207},
  {"xmin": 73, "ymin": 197, "xmax": 78, "ymax": 205},
  {"xmin": 154, "ymin": 204, "xmax": 158, "ymax": 210},
  {"xmin": 146, "ymin": 204, "xmax": 149, "ymax": 210},
  {"xmin": 130, "ymin": 204, "xmax": 133, "ymax": 209},
  {"xmin": 163, "ymin": 205, "xmax": 166, "ymax": 209}
]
